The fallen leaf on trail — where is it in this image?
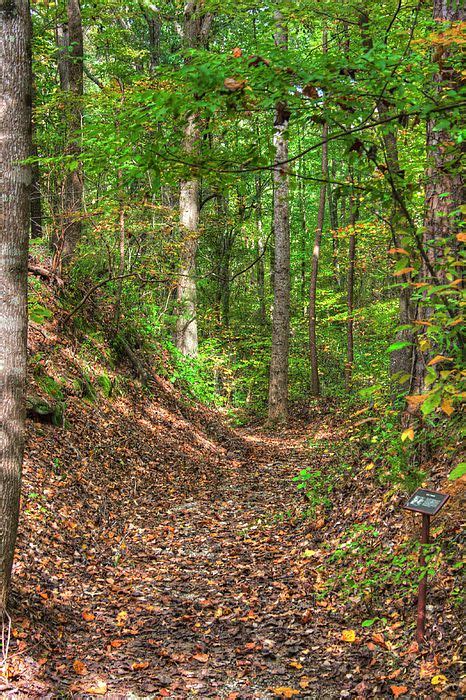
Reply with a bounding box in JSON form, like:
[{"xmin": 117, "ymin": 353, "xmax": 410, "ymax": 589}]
[
  {"xmin": 83, "ymin": 679, "xmax": 108, "ymax": 695},
  {"xmin": 341, "ymin": 629, "xmax": 356, "ymax": 643},
  {"xmin": 73, "ymin": 659, "xmax": 88, "ymax": 675},
  {"xmin": 232, "ymin": 47, "xmax": 242, "ymax": 57},
  {"xmin": 302, "ymin": 549, "xmax": 319, "ymax": 558},
  {"xmin": 390, "ymin": 686, "xmax": 408, "ymax": 697},
  {"xmin": 272, "ymin": 688, "xmax": 300, "ymax": 698},
  {"xmin": 441, "ymin": 398, "xmax": 454, "ymax": 416},
  {"xmin": 131, "ymin": 661, "xmax": 149, "ymax": 671},
  {"xmin": 82, "ymin": 611, "xmax": 95, "ymax": 622},
  {"xmin": 431, "ymin": 675, "xmax": 447, "ymax": 685},
  {"xmin": 193, "ymin": 653, "xmax": 209, "ymax": 663},
  {"xmin": 116, "ymin": 610, "xmax": 128, "ymax": 626},
  {"xmin": 372, "ymin": 633, "xmax": 388, "ymax": 649},
  {"xmin": 110, "ymin": 639, "xmax": 125, "ymax": 648},
  {"xmin": 401, "ymin": 428, "xmax": 414, "ymax": 442},
  {"xmin": 224, "ymin": 77, "xmax": 246, "ymax": 91},
  {"xmin": 289, "ymin": 660, "xmax": 303, "ymax": 669}
]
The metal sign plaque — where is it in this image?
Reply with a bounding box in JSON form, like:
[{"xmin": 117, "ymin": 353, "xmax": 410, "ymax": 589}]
[{"xmin": 404, "ymin": 488, "xmax": 449, "ymax": 516}]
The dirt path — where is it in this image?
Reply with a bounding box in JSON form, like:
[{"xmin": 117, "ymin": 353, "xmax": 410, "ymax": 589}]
[
  {"xmin": 7, "ymin": 388, "xmax": 459, "ymax": 699},
  {"xmin": 8, "ymin": 391, "xmax": 366, "ymax": 699}
]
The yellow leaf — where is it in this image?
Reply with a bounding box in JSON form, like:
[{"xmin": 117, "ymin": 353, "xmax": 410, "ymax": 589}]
[
  {"xmin": 341, "ymin": 629, "xmax": 356, "ymax": 643},
  {"xmin": 401, "ymin": 428, "xmax": 414, "ymax": 442},
  {"xmin": 365, "ymin": 462, "xmax": 375, "ymax": 470},
  {"xmin": 431, "ymin": 674, "xmax": 447, "ymax": 686},
  {"xmin": 302, "ymin": 549, "xmax": 319, "ymax": 558},
  {"xmin": 116, "ymin": 610, "xmax": 128, "ymax": 626},
  {"xmin": 289, "ymin": 660, "xmax": 303, "ymax": 669},
  {"xmin": 272, "ymin": 688, "xmax": 299, "ymax": 698},
  {"xmin": 427, "ymin": 355, "xmax": 453, "ymax": 366},
  {"xmin": 83, "ymin": 680, "xmax": 108, "ymax": 695},
  {"xmin": 441, "ymin": 398, "xmax": 454, "ymax": 416}
]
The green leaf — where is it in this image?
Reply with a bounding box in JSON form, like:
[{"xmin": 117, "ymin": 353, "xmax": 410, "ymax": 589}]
[
  {"xmin": 448, "ymin": 462, "xmax": 466, "ymax": 481},
  {"xmin": 386, "ymin": 340, "xmax": 412, "ymax": 353}
]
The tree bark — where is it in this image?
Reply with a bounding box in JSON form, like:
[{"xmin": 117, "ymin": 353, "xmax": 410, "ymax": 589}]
[
  {"xmin": 410, "ymin": 0, "xmax": 464, "ymax": 398},
  {"xmin": 52, "ymin": 0, "xmax": 83, "ymax": 273},
  {"xmin": 268, "ymin": 12, "xmax": 290, "ymax": 423},
  {"xmin": 309, "ymin": 120, "xmax": 328, "ymax": 396},
  {"xmin": 175, "ymin": 1, "xmax": 211, "ymax": 357},
  {"xmin": 345, "ymin": 201, "xmax": 357, "ymax": 391},
  {"xmin": 0, "ymin": 0, "xmax": 32, "ymax": 612},
  {"xmin": 176, "ymin": 115, "xmax": 200, "ymax": 357}
]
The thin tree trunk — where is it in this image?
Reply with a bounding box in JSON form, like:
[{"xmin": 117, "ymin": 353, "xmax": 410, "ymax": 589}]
[
  {"xmin": 345, "ymin": 202, "xmax": 357, "ymax": 391},
  {"xmin": 30, "ymin": 138, "xmax": 43, "ymax": 239},
  {"xmin": 268, "ymin": 11, "xmax": 290, "ymax": 423},
  {"xmin": 309, "ymin": 121, "xmax": 328, "ymax": 396},
  {"xmin": 0, "ymin": 0, "xmax": 32, "ymax": 612},
  {"xmin": 327, "ymin": 160, "xmax": 340, "ymax": 288},
  {"xmin": 255, "ymin": 176, "xmax": 267, "ymax": 324},
  {"xmin": 52, "ymin": 0, "xmax": 83, "ymax": 273},
  {"xmin": 114, "ymin": 169, "xmax": 125, "ymax": 328}
]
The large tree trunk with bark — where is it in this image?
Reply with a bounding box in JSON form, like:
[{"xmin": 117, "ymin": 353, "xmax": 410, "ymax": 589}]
[
  {"xmin": 268, "ymin": 12, "xmax": 290, "ymax": 423},
  {"xmin": 0, "ymin": 0, "xmax": 32, "ymax": 612},
  {"xmin": 410, "ymin": 0, "xmax": 464, "ymax": 398},
  {"xmin": 176, "ymin": 117, "xmax": 200, "ymax": 356},
  {"xmin": 52, "ymin": 0, "xmax": 83, "ymax": 273},
  {"xmin": 309, "ymin": 118, "xmax": 328, "ymax": 396},
  {"xmin": 175, "ymin": 1, "xmax": 211, "ymax": 357}
]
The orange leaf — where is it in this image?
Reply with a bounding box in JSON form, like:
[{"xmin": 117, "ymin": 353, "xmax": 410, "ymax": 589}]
[
  {"xmin": 131, "ymin": 661, "xmax": 149, "ymax": 671},
  {"xmin": 272, "ymin": 688, "xmax": 300, "ymax": 698},
  {"xmin": 388, "ymin": 247, "xmax": 410, "ymax": 255},
  {"xmin": 457, "ymin": 232, "xmax": 466, "ymax": 242},
  {"xmin": 441, "ymin": 398, "xmax": 454, "ymax": 416},
  {"xmin": 406, "ymin": 394, "xmax": 427, "ymax": 409},
  {"xmin": 73, "ymin": 659, "xmax": 88, "ymax": 676},
  {"xmin": 427, "ymin": 354, "xmax": 452, "ymax": 366},
  {"xmin": 110, "ymin": 639, "xmax": 124, "ymax": 648},
  {"xmin": 394, "ymin": 267, "xmax": 415, "ymax": 276},
  {"xmin": 82, "ymin": 611, "xmax": 95, "ymax": 622},
  {"xmin": 391, "ymin": 686, "xmax": 408, "ymax": 698},
  {"xmin": 341, "ymin": 629, "xmax": 357, "ymax": 643},
  {"xmin": 232, "ymin": 47, "xmax": 242, "ymax": 58},
  {"xmin": 193, "ymin": 653, "xmax": 209, "ymax": 663}
]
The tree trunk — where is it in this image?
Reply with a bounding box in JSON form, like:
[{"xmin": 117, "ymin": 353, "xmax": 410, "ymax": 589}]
[
  {"xmin": 345, "ymin": 202, "xmax": 357, "ymax": 391},
  {"xmin": 0, "ymin": 0, "xmax": 32, "ymax": 612},
  {"xmin": 52, "ymin": 0, "xmax": 83, "ymax": 273},
  {"xmin": 309, "ymin": 120, "xmax": 328, "ymax": 396},
  {"xmin": 176, "ymin": 117, "xmax": 200, "ymax": 356},
  {"xmin": 255, "ymin": 176, "xmax": 267, "ymax": 325},
  {"xmin": 327, "ymin": 160, "xmax": 340, "ymax": 288},
  {"xmin": 410, "ymin": 0, "xmax": 464, "ymax": 398},
  {"xmin": 268, "ymin": 12, "xmax": 290, "ymax": 423},
  {"xmin": 175, "ymin": 1, "xmax": 211, "ymax": 357},
  {"xmin": 30, "ymin": 137, "xmax": 43, "ymax": 239}
]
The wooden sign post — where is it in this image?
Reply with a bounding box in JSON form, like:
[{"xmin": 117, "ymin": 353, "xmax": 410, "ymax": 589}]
[{"xmin": 403, "ymin": 488, "xmax": 449, "ymax": 644}]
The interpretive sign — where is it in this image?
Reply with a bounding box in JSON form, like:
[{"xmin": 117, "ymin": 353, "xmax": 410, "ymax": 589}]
[{"xmin": 403, "ymin": 488, "xmax": 449, "ymax": 516}]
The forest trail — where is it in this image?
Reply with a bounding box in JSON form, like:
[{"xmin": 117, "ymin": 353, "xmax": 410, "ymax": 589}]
[{"xmin": 7, "ymin": 365, "xmax": 371, "ymax": 699}]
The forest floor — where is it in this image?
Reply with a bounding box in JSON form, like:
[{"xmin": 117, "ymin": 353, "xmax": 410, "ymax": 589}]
[{"xmin": 1, "ymin": 322, "xmax": 463, "ymax": 699}]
